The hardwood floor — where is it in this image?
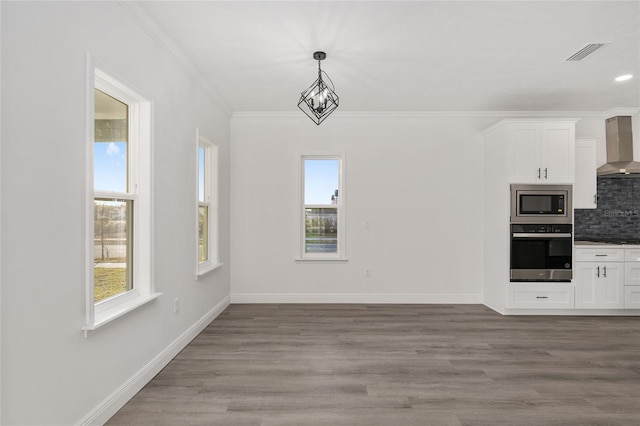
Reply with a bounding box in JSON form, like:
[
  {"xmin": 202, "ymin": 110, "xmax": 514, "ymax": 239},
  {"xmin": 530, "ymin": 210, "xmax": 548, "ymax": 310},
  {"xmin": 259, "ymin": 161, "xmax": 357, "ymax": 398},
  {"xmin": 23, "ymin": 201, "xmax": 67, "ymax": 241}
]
[{"xmin": 107, "ymin": 304, "xmax": 640, "ymax": 425}]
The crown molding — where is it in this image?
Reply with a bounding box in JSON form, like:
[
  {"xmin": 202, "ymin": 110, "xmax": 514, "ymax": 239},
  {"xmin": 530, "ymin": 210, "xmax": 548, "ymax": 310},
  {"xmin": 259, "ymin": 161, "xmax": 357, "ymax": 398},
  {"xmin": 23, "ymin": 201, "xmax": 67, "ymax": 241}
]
[
  {"xmin": 603, "ymin": 107, "xmax": 640, "ymax": 118},
  {"xmin": 119, "ymin": 1, "xmax": 233, "ymax": 117},
  {"xmin": 232, "ymin": 109, "xmax": 639, "ymax": 120}
]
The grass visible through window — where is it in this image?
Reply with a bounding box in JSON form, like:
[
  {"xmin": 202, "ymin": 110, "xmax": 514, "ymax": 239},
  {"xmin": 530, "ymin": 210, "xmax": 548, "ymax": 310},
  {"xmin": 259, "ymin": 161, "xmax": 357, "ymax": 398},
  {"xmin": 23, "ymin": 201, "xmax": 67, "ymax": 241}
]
[{"xmin": 94, "ymin": 258, "xmax": 127, "ymax": 302}]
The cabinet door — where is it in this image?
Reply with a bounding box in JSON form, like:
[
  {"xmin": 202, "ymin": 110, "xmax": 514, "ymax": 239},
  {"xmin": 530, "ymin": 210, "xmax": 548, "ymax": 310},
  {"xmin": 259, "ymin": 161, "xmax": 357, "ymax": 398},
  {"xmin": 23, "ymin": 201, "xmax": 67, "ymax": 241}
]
[
  {"xmin": 508, "ymin": 124, "xmax": 541, "ymax": 183},
  {"xmin": 574, "ymin": 139, "xmax": 597, "ymax": 209},
  {"xmin": 575, "ymin": 262, "xmax": 624, "ymax": 309},
  {"xmin": 541, "ymin": 123, "xmax": 575, "ymax": 183},
  {"xmin": 625, "ymin": 287, "xmax": 640, "ymax": 309},
  {"xmin": 575, "ymin": 263, "xmax": 599, "ymax": 308},
  {"xmin": 625, "ymin": 262, "xmax": 640, "ymax": 286},
  {"xmin": 600, "ymin": 264, "xmax": 624, "ymax": 308}
]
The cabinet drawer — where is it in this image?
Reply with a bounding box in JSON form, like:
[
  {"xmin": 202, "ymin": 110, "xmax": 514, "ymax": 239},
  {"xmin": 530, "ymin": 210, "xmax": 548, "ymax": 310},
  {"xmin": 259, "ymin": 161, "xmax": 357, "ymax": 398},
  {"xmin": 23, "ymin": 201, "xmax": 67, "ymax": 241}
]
[
  {"xmin": 575, "ymin": 248, "xmax": 625, "ymax": 262},
  {"xmin": 624, "ymin": 286, "xmax": 640, "ymax": 309},
  {"xmin": 507, "ymin": 283, "xmax": 574, "ymax": 309},
  {"xmin": 625, "ymin": 249, "xmax": 640, "ymax": 262}
]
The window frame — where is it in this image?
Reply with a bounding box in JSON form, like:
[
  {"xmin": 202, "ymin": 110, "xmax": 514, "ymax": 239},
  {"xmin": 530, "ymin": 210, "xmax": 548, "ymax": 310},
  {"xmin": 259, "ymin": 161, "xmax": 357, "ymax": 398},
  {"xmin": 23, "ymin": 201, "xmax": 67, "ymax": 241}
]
[
  {"xmin": 84, "ymin": 64, "xmax": 159, "ymax": 335},
  {"xmin": 297, "ymin": 153, "xmax": 346, "ymax": 261},
  {"xmin": 196, "ymin": 130, "xmax": 221, "ymax": 277}
]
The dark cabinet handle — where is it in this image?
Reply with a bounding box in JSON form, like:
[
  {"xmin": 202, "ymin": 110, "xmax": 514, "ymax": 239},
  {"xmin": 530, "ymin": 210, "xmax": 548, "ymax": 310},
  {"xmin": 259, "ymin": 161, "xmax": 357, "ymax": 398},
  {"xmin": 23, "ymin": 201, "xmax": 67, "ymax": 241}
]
[
  {"xmin": 538, "ymin": 168, "xmax": 541, "ymax": 179},
  {"xmin": 536, "ymin": 296, "xmax": 549, "ymax": 299},
  {"xmin": 603, "ymin": 266, "xmax": 607, "ymax": 278},
  {"xmin": 596, "ymin": 266, "xmax": 600, "ymax": 278},
  {"xmin": 544, "ymin": 168, "xmax": 548, "ymax": 179}
]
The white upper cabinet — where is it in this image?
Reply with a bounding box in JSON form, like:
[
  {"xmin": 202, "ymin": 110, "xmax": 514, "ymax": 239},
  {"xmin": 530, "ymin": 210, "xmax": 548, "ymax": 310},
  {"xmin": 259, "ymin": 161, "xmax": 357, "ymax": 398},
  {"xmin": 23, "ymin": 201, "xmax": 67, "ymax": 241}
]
[
  {"xmin": 507, "ymin": 121, "xmax": 576, "ymax": 184},
  {"xmin": 541, "ymin": 123, "xmax": 575, "ymax": 182},
  {"xmin": 574, "ymin": 138, "xmax": 598, "ymax": 209},
  {"xmin": 508, "ymin": 124, "xmax": 541, "ymax": 182}
]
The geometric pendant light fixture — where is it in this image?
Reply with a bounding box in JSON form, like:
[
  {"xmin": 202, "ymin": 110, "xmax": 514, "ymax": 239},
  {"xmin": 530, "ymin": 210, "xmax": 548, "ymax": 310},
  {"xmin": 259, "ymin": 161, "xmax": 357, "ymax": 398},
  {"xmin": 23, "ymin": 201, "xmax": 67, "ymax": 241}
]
[{"xmin": 297, "ymin": 51, "xmax": 339, "ymax": 125}]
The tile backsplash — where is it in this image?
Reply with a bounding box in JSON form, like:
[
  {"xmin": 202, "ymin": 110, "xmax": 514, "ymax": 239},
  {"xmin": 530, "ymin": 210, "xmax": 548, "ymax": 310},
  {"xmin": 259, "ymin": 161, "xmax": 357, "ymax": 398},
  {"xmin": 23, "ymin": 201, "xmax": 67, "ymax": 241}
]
[{"xmin": 574, "ymin": 176, "xmax": 640, "ymax": 241}]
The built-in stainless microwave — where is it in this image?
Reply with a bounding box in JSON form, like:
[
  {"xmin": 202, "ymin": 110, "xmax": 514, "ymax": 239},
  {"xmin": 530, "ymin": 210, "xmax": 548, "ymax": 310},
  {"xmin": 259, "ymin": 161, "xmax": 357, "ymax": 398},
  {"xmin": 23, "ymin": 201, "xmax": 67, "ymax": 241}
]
[{"xmin": 510, "ymin": 184, "xmax": 572, "ymax": 224}]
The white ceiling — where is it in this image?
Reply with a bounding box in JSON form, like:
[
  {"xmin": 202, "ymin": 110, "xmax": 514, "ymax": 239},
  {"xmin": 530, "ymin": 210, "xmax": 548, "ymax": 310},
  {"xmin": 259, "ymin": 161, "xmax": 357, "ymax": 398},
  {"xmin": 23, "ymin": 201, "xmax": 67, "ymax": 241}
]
[{"xmin": 132, "ymin": 1, "xmax": 640, "ymax": 113}]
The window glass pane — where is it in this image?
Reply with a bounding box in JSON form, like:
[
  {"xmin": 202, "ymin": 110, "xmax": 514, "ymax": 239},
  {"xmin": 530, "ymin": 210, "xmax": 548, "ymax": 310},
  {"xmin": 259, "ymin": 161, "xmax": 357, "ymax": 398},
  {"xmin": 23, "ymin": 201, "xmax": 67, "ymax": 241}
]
[
  {"xmin": 199, "ymin": 205, "xmax": 209, "ymax": 262},
  {"xmin": 305, "ymin": 208, "xmax": 337, "ymax": 253},
  {"xmin": 304, "ymin": 159, "xmax": 339, "ymax": 205},
  {"xmin": 94, "ymin": 198, "xmax": 132, "ymax": 302},
  {"xmin": 198, "ymin": 146, "xmax": 206, "ymax": 203},
  {"xmin": 94, "ymin": 89, "xmax": 128, "ymax": 192}
]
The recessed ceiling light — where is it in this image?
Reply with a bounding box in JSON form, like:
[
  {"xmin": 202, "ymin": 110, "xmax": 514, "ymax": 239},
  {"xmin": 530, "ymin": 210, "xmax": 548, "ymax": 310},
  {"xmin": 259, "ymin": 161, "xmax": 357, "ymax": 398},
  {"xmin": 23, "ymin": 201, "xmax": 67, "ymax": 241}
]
[{"xmin": 615, "ymin": 74, "xmax": 633, "ymax": 82}]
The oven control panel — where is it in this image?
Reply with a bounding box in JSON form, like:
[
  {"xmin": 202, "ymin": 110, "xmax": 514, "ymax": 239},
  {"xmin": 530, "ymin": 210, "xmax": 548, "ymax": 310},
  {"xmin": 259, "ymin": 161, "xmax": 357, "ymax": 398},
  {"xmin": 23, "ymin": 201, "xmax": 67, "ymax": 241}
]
[{"xmin": 511, "ymin": 224, "xmax": 572, "ymax": 233}]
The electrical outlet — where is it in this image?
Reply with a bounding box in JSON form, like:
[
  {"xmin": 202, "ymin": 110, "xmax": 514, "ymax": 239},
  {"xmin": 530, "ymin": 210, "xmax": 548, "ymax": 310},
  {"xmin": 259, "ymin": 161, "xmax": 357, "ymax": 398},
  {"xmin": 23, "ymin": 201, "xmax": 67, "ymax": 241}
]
[
  {"xmin": 364, "ymin": 268, "xmax": 371, "ymax": 278},
  {"xmin": 174, "ymin": 298, "xmax": 180, "ymax": 313}
]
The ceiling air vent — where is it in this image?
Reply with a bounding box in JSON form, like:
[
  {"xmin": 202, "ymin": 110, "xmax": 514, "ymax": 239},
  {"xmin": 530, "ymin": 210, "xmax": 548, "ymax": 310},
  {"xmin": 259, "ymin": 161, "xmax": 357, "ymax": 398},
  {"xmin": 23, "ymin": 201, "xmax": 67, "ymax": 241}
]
[{"xmin": 565, "ymin": 43, "xmax": 607, "ymax": 61}]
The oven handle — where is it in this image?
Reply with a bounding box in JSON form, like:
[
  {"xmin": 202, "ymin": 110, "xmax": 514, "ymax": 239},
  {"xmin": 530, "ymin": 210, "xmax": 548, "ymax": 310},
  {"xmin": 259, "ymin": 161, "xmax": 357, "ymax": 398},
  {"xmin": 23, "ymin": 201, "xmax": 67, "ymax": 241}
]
[{"xmin": 512, "ymin": 233, "xmax": 572, "ymax": 238}]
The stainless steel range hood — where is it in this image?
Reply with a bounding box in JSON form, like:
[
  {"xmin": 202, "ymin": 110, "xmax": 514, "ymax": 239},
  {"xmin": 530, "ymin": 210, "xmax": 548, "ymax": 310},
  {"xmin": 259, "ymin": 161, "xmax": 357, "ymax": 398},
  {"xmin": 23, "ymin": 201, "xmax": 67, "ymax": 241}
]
[{"xmin": 597, "ymin": 116, "xmax": 640, "ymax": 176}]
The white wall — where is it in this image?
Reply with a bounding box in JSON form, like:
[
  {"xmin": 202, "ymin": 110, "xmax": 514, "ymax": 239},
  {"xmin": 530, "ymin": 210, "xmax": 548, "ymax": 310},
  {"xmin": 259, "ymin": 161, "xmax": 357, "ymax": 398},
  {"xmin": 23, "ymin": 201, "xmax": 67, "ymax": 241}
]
[
  {"xmin": 230, "ymin": 113, "xmax": 496, "ymax": 303},
  {"xmin": 230, "ymin": 114, "xmax": 612, "ymax": 306},
  {"xmin": 1, "ymin": 2, "xmax": 230, "ymax": 424}
]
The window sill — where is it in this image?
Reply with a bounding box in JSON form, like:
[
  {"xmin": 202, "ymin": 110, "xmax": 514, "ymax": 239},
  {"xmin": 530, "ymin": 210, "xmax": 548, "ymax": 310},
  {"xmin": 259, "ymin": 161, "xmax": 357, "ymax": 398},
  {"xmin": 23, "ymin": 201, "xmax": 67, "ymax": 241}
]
[
  {"xmin": 196, "ymin": 262, "xmax": 223, "ymax": 279},
  {"xmin": 83, "ymin": 292, "xmax": 162, "ymax": 337},
  {"xmin": 294, "ymin": 258, "xmax": 348, "ymax": 263}
]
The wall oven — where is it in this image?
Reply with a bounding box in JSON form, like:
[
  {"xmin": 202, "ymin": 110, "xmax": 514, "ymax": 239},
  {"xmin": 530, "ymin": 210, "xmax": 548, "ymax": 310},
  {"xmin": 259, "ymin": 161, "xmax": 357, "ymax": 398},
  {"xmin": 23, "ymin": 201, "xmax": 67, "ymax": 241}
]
[
  {"xmin": 510, "ymin": 184, "xmax": 573, "ymax": 282},
  {"xmin": 510, "ymin": 224, "xmax": 573, "ymax": 282},
  {"xmin": 511, "ymin": 184, "xmax": 572, "ymax": 224}
]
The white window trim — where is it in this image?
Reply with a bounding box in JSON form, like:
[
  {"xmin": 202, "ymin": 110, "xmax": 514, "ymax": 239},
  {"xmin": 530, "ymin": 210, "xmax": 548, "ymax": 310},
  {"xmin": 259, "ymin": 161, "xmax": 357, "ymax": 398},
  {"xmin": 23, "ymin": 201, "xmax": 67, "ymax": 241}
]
[
  {"xmin": 196, "ymin": 130, "xmax": 222, "ymax": 278},
  {"xmin": 84, "ymin": 60, "xmax": 160, "ymax": 336},
  {"xmin": 295, "ymin": 153, "xmax": 347, "ymax": 261}
]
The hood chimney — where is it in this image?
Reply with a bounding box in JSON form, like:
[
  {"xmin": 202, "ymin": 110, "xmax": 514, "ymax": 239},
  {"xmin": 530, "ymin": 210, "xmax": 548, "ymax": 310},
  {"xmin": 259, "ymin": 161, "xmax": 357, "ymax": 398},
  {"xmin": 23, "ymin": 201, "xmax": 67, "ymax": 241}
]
[{"xmin": 596, "ymin": 116, "xmax": 640, "ymax": 176}]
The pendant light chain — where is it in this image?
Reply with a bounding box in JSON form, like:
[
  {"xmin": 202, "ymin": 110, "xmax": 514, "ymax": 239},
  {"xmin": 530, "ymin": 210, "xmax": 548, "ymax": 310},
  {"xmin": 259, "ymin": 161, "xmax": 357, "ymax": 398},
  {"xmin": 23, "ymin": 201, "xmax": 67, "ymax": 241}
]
[{"xmin": 297, "ymin": 51, "xmax": 339, "ymax": 125}]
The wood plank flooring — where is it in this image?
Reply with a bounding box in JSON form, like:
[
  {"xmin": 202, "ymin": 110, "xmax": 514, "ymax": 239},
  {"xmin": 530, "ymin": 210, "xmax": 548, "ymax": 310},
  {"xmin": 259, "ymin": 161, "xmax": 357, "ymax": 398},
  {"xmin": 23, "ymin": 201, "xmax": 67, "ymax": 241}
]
[{"xmin": 107, "ymin": 304, "xmax": 640, "ymax": 425}]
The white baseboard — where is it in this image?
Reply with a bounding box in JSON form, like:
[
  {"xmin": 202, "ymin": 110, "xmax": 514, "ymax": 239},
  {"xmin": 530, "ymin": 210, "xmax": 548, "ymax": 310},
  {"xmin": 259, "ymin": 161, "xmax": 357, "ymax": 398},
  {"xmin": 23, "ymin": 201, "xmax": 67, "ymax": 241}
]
[
  {"xmin": 77, "ymin": 295, "xmax": 231, "ymax": 426},
  {"xmin": 230, "ymin": 293, "xmax": 482, "ymax": 304},
  {"xmin": 482, "ymin": 300, "xmax": 505, "ymax": 315},
  {"xmin": 503, "ymin": 308, "xmax": 640, "ymax": 316}
]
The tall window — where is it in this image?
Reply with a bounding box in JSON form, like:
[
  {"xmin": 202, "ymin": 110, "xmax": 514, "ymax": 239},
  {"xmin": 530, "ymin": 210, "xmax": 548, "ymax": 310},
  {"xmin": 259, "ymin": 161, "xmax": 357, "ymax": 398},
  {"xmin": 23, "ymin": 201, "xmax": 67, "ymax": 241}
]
[
  {"xmin": 197, "ymin": 134, "xmax": 219, "ymax": 276},
  {"xmin": 300, "ymin": 155, "xmax": 345, "ymax": 259},
  {"xmin": 93, "ymin": 88, "xmax": 132, "ymax": 302},
  {"xmin": 86, "ymin": 68, "xmax": 155, "ymax": 332},
  {"xmin": 198, "ymin": 145, "xmax": 209, "ymax": 263}
]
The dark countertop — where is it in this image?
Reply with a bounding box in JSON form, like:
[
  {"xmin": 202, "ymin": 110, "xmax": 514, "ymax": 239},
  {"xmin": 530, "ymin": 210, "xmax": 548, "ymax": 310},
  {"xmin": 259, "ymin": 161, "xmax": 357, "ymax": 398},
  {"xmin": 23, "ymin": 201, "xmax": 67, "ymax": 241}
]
[{"xmin": 575, "ymin": 240, "xmax": 640, "ymax": 247}]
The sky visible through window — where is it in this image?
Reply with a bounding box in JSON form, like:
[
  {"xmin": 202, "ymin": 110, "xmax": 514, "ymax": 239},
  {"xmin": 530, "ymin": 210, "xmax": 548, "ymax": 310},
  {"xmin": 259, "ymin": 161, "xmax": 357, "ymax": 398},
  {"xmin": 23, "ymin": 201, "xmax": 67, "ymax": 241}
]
[
  {"xmin": 199, "ymin": 146, "xmax": 205, "ymax": 202},
  {"xmin": 305, "ymin": 159, "xmax": 339, "ymax": 205},
  {"xmin": 95, "ymin": 149, "xmax": 338, "ymax": 201},
  {"xmin": 94, "ymin": 142, "xmax": 126, "ymax": 192}
]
